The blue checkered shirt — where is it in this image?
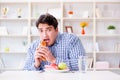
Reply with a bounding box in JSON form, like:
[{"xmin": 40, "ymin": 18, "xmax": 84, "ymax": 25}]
[{"xmin": 23, "ymin": 32, "xmax": 85, "ymax": 71}]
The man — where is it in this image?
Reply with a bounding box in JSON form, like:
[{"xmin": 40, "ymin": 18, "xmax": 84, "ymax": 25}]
[{"xmin": 23, "ymin": 13, "xmax": 85, "ymax": 71}]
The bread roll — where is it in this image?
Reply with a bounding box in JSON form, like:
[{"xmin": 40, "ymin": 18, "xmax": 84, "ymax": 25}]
[{"xmin": 40, "ymin": 41, "xmax": 46, "ymax": 61}]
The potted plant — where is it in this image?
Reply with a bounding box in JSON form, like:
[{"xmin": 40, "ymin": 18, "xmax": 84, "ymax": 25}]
[
  {"xmin": 107, "ymin": 25, "xmax": 116, "ymax": 34},
  {"xmin": 80, "ymin": 22, "xmax": 89, "ymax": 35}
]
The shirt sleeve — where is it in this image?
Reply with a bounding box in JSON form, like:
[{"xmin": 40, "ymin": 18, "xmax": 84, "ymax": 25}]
[
  {"xmin": 23, "ymin": 40, "xmax": 42, "ymax": 71},
  {"xmin": 68, "ymin": 35, "xmax": 86, "ymax": 71}
]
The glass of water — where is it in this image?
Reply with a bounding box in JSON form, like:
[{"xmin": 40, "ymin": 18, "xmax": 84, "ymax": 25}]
[{"xmin": 78, "ymin": 56, "xmax": 88, "ymax": 73}]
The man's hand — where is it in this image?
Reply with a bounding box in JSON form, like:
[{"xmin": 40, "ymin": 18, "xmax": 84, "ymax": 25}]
[
  {"xmin": 34, "ymin": 48, "xmax": 42, "ymax": 68},
  {"xmin": 34, "ymin": 46, "xmax": 56, "ymax": 68},
  {"xmin": 37, "ymin": 46, "xmax": 56, "ymax": 63}
]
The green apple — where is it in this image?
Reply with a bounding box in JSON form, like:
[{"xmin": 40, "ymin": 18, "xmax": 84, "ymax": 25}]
[{"xmin": 58, "ymin": 62, "xmax": 67, "ymax": 70}]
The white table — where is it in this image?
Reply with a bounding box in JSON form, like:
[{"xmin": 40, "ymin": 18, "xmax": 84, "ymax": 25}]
[{"xmin": 0, "ymin": 71, "xmax": 120, "ymax": 80}]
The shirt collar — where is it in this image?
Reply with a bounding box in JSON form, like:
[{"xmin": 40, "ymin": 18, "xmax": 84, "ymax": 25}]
[{"xmin": 54, "ymin": 32, "xmax": 61, "ymax": 44}]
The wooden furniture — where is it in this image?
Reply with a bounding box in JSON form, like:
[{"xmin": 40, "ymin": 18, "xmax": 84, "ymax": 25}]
[{"xmin": 0, "ymin": 1, "xmax": 120, "ymax": 71}]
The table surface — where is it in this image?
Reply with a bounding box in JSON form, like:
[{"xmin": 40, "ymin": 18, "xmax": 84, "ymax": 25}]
[{"xmin": 0, "ymin": 71, "xmax": 120, "ymax": 80}]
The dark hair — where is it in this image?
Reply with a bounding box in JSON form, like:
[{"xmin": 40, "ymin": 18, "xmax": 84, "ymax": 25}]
[{"xmin": 36, "ymin": 13, "xmax": 58, "ymax": 29}]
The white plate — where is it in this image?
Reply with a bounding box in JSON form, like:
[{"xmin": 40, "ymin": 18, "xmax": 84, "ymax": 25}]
[{"xmin": 44, "ymin": 69, "xmax": 69, "ymax": 73}]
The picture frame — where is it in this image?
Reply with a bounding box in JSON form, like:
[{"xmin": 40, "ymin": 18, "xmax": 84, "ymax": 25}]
[{"xmin": 65, "ymin": 26, "xmax": 73, "ymax": 33}]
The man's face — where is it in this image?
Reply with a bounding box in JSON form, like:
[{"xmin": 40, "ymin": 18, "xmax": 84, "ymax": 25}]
[{"xmin": 38, "ymin": 23, "xmax": 58, "ymax": 46}]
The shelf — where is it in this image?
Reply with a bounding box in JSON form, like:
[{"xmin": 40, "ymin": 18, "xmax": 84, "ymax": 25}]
[
  {"xmin": 0, "ymin": 35, "xmax": 28, "ymax": 37},
  {"xmin": 76, "ymin": 34, "xmax": 93, "ymax": 37},
  {"xmin": 96, "ymin": 18, "xmax": 120, "ymax": 21},
  {"xmin": 0, "ymin": 2, "xmax": 28, "ymax": 4},
  {"xmin": 31, "ymin": 17, "xmax": 61, "ymax": 21},
  {"xmin": 0, "ymin": 1, "xmax": 120, "ymax": 71},
  {"xmin": 63, "ymin": 2, "xmax": 93, "ymax": 4},
  {"xmin": 31, "ymin": 2, "xmax": 61, "ymax": 4},
  {"xmin": 96, "ymin": 34, "xmax": 120, "ymax": 37},
  {"xmin": 96, "ymin": 2, "xmax": 120, "ymax": 4},
  {"xmin": 0, "ymin": 52, "xmax": 27, "ymax": 54},
  {"xmin": 96, "ymin": 51, "xmax": 120, "ymax": 54},
  {"xmin": 86, "ymin": 52, "xmax": 94, "ymax": 54},
  {"xmin": 63, "ymin": 17, "xmax": 93, "ymax": 21},
  {"xmin": 1, "ymin": 66, "xmax": 24, "ymax": 71},
  {"xmin": 30, "ymin": 35, "xmax": 39, "ymax": 37},
  {"xmin": 96, "ymin": 68, "xmax": 120, "ymax": 70},
  {"xmin": 0, "ymin": 68, "xmax": 23, "ymax": 71},
  {"xmin": 0, "ymin": 18, "xmax": 28, "ymax": 21}
]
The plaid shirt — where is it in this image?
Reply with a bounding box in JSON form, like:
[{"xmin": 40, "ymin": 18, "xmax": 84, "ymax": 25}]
[{"xmin": 23, "ymin": 32, "xmax": 85, "ymax": 71}]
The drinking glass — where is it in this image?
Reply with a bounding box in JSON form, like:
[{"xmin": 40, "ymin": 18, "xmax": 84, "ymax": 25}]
[{"xmin": 78, "ymin": 56, "xmax": 88, "ymax": 73}]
